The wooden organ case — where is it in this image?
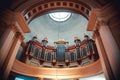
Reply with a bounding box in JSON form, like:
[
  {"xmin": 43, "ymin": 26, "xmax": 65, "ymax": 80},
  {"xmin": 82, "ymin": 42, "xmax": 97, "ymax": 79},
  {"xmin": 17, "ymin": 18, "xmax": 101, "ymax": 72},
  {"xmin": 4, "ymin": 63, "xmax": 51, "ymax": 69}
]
[{"xmin": 22, "ymin": 35, "xmax": 99, "ymax": 68}]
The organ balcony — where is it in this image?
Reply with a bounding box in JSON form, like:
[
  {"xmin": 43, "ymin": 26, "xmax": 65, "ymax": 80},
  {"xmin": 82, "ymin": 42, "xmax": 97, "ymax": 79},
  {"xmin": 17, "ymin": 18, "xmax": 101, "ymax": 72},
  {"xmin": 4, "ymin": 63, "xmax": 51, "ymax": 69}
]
[{"xmin": 16, "ymin": 35, "xmax": 99, "ymax": 68}]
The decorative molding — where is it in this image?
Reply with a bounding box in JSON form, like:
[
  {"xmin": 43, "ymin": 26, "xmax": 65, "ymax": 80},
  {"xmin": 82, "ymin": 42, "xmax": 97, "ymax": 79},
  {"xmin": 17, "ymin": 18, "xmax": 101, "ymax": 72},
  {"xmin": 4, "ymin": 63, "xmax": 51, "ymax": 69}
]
[
  {"xmin": 87, "ymin": 3, "xmax": 117, "ymax": 31},
  {"xmin": 12, "ymin": 59, "xmax": 102, "ymax": 78},
  {"xmin": 87, "ymin": 8, "xmax": 99, "ymax": 31},
  {"xmin": 100, "ymin": 19, "xmax": 109, "ymax": 25},
  {"xmin": 1, "ymin": 10, "xmax": 30, "ymax": 33},
  {"xmin": 15, "ymin": 32, "xmax": 24, "ymax": 41},
  {"xmin": 54, "ymin": 39, "xmax": 69, "ymax": 44},
  {"xmin": 14, "ymin": 12, "xmax": 31, "ymax": 33},
  {"xmin": 15, "ymin": 0, "xmax": 92, "ymax": 23},
  {"xmin": 92, "ymin": 30, "xmax": 100, "ymax": 39},
  {"xmin": 8, "ymin": 23, "xmax": 19, "ymax": 33},
  {"xmin": 7, "ymin": 22, "xmax": 25, "ymax": 41}
]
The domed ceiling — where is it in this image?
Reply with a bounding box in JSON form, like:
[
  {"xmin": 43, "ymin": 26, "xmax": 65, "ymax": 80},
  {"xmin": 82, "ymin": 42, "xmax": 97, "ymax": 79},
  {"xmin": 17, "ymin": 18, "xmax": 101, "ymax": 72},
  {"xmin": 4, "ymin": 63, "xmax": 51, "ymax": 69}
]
[{"xmin": 24, "ymin": 10, "xmax": 92, "ymax": 46}]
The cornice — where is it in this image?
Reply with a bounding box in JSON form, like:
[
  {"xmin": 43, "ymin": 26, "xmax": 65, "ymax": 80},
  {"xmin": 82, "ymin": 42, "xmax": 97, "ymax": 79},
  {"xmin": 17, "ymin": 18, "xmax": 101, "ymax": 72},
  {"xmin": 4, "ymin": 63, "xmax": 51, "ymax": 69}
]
[
  {"xmin": 1, "ymin": 10, "xmax": 30, "ymax": 33},
  {"xmin": 11, "ymin": 0, "xmax": 93, "ymax": 23},
  {"xmin": 10, "ymin": 0, "xmax": 108, "ymax": 24},
  {"xmin": 14, "ymin": 12, "xmax": 31, "ymax": 33},
  {"xmin": 87, "ymin": 3, "xmax": 117, "ymax": 31}
]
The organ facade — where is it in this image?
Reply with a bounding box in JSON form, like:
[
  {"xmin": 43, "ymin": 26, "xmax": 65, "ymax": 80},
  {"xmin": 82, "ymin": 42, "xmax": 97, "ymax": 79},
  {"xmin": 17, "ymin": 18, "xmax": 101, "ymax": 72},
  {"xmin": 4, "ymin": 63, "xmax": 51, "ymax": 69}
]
[{"xmin": 17, "ymin": 35, "xmax": 99, "ymax": 68}]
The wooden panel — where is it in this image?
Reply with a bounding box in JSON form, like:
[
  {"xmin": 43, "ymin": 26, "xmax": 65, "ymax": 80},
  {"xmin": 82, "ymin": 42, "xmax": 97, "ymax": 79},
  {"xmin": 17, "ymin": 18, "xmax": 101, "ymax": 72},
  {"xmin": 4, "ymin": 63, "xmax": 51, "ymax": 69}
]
[{"xmin": 12, "ymin": 59, "xmax": 102, "ymax": 79}]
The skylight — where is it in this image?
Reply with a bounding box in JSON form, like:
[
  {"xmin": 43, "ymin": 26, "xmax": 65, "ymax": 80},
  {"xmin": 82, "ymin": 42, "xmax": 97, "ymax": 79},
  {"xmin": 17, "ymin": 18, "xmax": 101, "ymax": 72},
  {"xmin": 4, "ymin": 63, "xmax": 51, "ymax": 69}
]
[{"xmin": 49, "ymin": 12, "xmax": 71, "ymax": 22}]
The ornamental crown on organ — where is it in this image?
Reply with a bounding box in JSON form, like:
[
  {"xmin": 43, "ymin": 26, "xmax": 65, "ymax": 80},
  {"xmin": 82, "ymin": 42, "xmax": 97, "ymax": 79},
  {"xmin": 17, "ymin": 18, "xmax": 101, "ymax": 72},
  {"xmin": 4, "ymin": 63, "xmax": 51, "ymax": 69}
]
[{"xmin": 24, "ymin": 35, "xmax": 99, "ymax": 68}]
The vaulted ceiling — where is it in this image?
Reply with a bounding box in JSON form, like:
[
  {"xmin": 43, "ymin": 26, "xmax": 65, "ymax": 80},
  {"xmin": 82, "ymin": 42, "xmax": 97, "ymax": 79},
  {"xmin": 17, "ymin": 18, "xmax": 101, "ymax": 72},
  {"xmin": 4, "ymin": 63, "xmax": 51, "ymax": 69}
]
[{"xmin": 24, "ymin": 11, "xmax": 91, "ymax": 46}]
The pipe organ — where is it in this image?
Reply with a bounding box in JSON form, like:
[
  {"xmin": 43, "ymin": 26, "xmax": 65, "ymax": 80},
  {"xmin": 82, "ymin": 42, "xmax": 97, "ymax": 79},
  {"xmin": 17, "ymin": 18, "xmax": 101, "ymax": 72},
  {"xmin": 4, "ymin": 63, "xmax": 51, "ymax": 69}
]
[{"xmin": 18, "ymin": 35, "xmax": 99, "ymax": 68}]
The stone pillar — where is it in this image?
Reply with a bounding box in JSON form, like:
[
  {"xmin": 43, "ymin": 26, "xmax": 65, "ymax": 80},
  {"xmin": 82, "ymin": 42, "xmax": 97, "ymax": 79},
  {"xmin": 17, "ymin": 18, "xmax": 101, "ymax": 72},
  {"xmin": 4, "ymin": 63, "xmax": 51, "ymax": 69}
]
[
  {"xmin": 0, "ymin": 25, "xmax": 17, "ymax": 69},
  {"xmin": 93, "ymin": 31, "xmax": 115, "ymax": 80},
  {"xmin": 98, "ymin": 20, "xmax": 120, "ymax": 80},
  {"xmin": 2, "ymin": 32, "xmax": 24, "ymax": 80}
]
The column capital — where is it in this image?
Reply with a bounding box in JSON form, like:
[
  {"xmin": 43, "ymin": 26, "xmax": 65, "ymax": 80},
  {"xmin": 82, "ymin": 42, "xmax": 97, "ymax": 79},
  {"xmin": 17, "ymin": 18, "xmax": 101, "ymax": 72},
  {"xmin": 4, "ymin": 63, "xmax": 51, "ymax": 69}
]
[
  {"xmin": 8, "ymin": 23, "xmax": 19, "ymax": 32},
  {"xmin": 7, "ymin": 21, "xmax": 25, "ymax": 41},
  {"xmin": 15, "ymin": 32, "xmax": 24, "ymax": 41},
  {"xmin": 93, "ymin": 30, "xmax": 100, "ymax": 39},
  {"xmin": 1, "ymin": 9, "xmax": 30, "ymax": 33},
  {"xmin": 95, "ymin": 19, "xmax": 109, "ymax": 31},
  {"xmin": 97, "ymin": 20, "xmax": 108, "ymax": 27}
]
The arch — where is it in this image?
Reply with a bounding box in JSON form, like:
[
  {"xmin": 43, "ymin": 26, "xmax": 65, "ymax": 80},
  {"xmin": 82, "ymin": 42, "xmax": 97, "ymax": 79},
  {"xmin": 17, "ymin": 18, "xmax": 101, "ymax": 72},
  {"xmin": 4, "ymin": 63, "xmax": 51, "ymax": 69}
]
[{"xmin": 10, "ymin": 0, "xmax": 103, "ymax": 23}]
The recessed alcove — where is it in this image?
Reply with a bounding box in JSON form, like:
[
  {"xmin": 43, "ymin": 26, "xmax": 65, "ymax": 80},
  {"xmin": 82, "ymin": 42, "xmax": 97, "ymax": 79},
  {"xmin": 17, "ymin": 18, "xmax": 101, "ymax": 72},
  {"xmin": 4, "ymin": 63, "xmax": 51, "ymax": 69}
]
[{"xmin": 16, "ymin": 10, "xmax": 99, "ymax": 68}]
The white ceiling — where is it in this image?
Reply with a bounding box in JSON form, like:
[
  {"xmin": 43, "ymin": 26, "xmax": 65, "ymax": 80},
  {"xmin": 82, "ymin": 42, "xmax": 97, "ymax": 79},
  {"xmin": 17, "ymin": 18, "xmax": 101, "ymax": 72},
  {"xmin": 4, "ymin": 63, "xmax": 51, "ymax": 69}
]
[{"xmin": 24, "ymin": 11, "xmax": 92, "ymax": 46}]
